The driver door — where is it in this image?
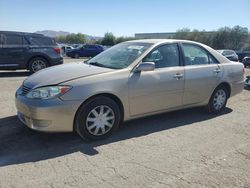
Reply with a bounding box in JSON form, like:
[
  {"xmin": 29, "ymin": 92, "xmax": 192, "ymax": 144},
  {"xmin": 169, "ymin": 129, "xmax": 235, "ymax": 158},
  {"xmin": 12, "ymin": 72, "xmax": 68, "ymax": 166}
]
[{"xmin": 128, "ymin": 43, "xmax": 184, "ymax": 116}]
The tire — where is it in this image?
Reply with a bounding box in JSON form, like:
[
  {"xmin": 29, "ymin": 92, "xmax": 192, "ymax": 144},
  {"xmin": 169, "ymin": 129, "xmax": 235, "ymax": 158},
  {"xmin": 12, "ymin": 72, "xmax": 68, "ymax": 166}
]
[
  {"xmin": 75, "ymin": 96, "xmax": 121, "ymax": 141},
  {"xmin": 29, "ymin": 57, "xmax": 48, "ymax": 73},
  {"xmin": 74, "ymin": 53, "xmax": 80, "ymax": 59},
  {"xmin": 207, "ymin": 85, "xmax": 229, "ymax": 114}
]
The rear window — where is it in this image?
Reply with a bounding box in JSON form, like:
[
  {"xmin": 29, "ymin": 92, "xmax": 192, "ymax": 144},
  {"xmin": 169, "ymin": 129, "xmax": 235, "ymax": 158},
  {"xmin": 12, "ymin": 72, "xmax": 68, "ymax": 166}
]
[
  {"xmin": 96, "ymin": 45, "xmax": 104, "ymax": 50},
  {"xmin": 222, "ymin": 50, "xmax": 234, "ymax": 56},
  {"xmin": 28, "ymin": 36, "xmax": 55, "ymax": 45}
]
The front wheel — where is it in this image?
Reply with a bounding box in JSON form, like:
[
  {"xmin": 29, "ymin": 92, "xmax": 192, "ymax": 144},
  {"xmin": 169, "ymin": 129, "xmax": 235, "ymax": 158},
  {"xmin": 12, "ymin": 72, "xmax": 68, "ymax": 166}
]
[
  {"xmin": 207, "ymin": 85, "xmax": 229, "ymax": 114},
  {"xmin": 75, "ymin": 96, "xmax": 121, "ymax": 141}
]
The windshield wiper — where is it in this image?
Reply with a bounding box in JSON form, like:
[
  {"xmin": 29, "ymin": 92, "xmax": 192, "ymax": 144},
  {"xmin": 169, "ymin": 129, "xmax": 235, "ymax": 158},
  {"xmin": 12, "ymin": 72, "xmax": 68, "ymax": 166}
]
[
  {"xmin": 88, "ymin": 62, "xmax": 107, "ymax": 67},
  {"xmin": 88, "ymin": 62, "xmax": 115, "ymax": 69}
]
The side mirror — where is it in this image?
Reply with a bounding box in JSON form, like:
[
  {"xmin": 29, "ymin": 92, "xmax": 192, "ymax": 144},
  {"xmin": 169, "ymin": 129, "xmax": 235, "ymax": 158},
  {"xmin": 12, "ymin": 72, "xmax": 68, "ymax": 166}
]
[{"xmin": 135, "ymin": 62, "xmax": 155, "ymax": 72}]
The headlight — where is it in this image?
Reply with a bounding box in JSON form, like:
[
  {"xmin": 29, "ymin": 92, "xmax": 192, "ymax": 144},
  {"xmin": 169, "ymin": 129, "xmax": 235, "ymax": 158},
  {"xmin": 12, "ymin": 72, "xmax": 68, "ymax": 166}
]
[{"xmin": 26, "ymin": 86, "xmax": 72, "ymax": 99}]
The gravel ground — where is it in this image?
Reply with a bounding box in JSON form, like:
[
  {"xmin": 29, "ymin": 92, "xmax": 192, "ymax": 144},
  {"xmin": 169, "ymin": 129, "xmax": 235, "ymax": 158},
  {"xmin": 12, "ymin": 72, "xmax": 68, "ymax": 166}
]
[{"xmin": 0, "ymin": 59, "xmax": 250, "ymax": 188}]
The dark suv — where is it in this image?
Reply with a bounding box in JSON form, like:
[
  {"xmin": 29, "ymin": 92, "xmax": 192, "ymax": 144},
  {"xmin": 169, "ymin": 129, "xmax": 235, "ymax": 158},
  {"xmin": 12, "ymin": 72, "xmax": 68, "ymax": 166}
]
[
  {"xmin": 66, "ymin": 44, "xmax": 104, "ymax": 58},
  {"xmin": 0, "ymin": 31, "xmax": 63, "ymax": 73}
]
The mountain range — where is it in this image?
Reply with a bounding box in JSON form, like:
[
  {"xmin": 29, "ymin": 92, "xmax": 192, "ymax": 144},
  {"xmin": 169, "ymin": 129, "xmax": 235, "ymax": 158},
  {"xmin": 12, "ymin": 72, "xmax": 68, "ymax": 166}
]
[{"xmin": 35, "ymin": 30, "xmax": 102, "ymax": 40}]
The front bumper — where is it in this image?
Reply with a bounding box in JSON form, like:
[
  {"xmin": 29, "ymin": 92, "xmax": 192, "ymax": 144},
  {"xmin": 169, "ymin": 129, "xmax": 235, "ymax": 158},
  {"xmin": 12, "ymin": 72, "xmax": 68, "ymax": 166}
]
[
  {"xmin": 15, "ymin": 87, "xmax": 80, "ymax": 132},
  {"xmin": 243, "ymin": 61, "xmax": 250, "ymax": 67},
  {"xmin": 65, "ymin": 52, "xmax": 74, "ymax": 57}
]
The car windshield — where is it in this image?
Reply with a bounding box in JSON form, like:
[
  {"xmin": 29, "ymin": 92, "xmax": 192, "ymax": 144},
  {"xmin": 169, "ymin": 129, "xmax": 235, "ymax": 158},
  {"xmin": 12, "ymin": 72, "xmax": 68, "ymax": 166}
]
[{"xmin": 86, "ymin": 42, "xmax": 152, "ymax": 69}]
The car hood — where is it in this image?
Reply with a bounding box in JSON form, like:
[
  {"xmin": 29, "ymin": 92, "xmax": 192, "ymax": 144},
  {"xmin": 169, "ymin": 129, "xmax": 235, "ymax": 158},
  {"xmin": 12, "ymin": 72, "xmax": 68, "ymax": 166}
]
[{"xmin": 23, "ymin": 62, "xmax": 113, "ymax": 89}]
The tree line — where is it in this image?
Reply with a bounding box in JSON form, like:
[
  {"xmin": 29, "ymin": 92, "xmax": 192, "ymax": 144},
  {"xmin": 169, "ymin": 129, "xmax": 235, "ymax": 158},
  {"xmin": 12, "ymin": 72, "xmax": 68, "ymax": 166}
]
[
  {"xmin": 55, "ymin": 25, "xmax": 250, "ymax": 50},
  {"xmin": 55, "ymin": 33, "xmax": 86, "ymax": 44},
  {"xmin": 55, "ymin": 32, "xmax": 134, "ymax": 46},
  {"xmin": 173, "ymin": 25, "xmax": 250, "ymax": 51}
]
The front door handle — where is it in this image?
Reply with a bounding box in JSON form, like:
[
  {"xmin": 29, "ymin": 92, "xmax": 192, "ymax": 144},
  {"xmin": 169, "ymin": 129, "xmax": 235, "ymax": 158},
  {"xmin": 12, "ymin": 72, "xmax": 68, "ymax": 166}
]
[
  {"xmin": 213, "ymin": 68, "xmax": 221, "ymax": 73},
  {"xmin": 173, "ymin": 73, "xmax": 184, "ymax": 79}
]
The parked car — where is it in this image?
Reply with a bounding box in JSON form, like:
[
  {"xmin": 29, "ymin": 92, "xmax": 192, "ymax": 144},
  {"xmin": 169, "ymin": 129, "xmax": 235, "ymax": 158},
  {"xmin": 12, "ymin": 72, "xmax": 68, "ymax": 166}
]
[
  {"xmin": 72, "ymin": 44, "xmax": 82, "ymax": 49},
  {"xmin": 60, "ymin": 45, "xmax": 74, "ymax": 55},
  {"xmin": 66, "ymin": 44, "xmax": 104, "ymax": 58},
  {"xmin": 242, "ymin": 56, "xmax": 250, "ymax": 68},
  {"xmin": 15, "ymin": 39, "xmax": 244, "ymax": 141},
  {"xmin": 245, "ymin": 75, "xmax": 250, "ymax": 87},
  {"xmin": 0, "ymin": 31, "xmax": 63, "ymax": 73},
  {"xmin": 65, "ymin": 46, "xmax": 74, "ymax": 52},
  {"xmin": 235, "ymin": 51, "xmax": 250, "ymax": 62},
  {"xmin": 217, "ymin": 49, "xmax": 239, "ymax": 61}
]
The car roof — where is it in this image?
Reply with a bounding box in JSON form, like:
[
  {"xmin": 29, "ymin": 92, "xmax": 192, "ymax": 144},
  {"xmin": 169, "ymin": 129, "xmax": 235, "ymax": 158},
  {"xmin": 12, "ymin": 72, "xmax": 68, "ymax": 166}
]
[
  {"xmin": 0, "ymin": 31, "xmax": 46, "ymax": 37},
  {"xmin": 125, "ymin": 39, "xmax": 234, "ymax": 65},
  {"xmin": 125, "ymin": 39, "xmax": 206, "ymax": 45}
]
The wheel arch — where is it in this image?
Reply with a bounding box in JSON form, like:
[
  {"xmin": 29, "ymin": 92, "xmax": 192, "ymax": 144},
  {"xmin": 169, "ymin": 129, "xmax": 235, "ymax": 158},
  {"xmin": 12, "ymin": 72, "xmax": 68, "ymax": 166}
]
[
  {"xmin": 73, "ymin": 93, "xmax": 125, "ymax": 130},
  {"xmin": 26, "ymin": 55, "xmax": 50, "ymax": 69},
  {"xmin": 216, "ymin": 82, "xmax": 231, "ymax": 98}
]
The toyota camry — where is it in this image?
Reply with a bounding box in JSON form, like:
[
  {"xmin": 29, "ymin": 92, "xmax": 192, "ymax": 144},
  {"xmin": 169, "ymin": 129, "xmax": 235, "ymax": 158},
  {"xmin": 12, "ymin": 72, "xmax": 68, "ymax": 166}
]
[{"xmin": 15, "ymin": 39, "xmax": 245, "ymax": 140}]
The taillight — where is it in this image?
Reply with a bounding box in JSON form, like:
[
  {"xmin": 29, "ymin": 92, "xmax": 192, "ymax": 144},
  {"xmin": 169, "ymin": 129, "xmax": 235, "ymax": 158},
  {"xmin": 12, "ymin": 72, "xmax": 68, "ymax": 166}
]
[{"xmin": 54, "ymin": 47, "xmax": 61, "ymax": 54}]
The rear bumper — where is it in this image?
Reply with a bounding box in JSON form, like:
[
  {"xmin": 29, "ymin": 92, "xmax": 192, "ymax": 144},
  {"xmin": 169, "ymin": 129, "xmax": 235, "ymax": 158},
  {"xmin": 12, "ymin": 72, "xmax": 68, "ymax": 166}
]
[
  {"xmin": 50, "ymin": 57, "xmax": 63, "ymax": 66},
  {"xmin": 230, "ymin": 80, "xmax": 245, "ymax": 97},
  {"xmin": 15, "ymin": 88, "xmax": 81, "ymax": 132}
]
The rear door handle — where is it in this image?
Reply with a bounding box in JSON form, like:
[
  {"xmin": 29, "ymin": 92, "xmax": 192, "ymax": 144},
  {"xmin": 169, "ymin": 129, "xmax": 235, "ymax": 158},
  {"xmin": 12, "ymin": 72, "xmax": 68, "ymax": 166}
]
[{"xmin": 173, "ymin": 73, "xmax": 184, "ymax": 79}]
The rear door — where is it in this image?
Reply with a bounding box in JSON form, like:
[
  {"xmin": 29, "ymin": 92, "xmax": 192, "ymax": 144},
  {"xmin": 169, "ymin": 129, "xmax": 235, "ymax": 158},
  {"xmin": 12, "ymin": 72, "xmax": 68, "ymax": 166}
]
[
  {"xmin": 82, "ymin": 45, "xmax": 98, "ymax": 57},
  {"xmin": 181, "ymin": 43, "xmax": 222, "ymax": 105},
  {"xmin": 0, "ymin": 34, "xmax": 27, "ymax": 68},
  {"xmin": 80, "ymin": 45, "xmax": 89, "ymax": 57}
]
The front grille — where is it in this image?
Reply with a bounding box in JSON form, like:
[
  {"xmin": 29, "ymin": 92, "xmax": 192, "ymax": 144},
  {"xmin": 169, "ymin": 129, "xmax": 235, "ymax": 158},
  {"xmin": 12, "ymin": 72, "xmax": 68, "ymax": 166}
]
[{"xmin": 22, "ymin": 85, "xmax": 31, "ymax": 95}]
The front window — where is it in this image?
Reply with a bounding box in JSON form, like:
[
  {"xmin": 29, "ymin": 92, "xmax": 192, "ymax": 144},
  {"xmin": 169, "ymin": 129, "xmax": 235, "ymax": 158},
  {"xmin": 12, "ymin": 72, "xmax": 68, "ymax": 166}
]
[
  {"xmin": 143, "ymin": 44, "xmax": 180, "ymax": 68},
  {"xmin": 86, "ymin": 42, "xmax": 152, "ymax": 69}
]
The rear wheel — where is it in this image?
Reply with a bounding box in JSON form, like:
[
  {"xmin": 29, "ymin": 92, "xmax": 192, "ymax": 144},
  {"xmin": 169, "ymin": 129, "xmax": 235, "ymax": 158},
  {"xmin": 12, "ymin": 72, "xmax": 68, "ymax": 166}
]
[
  {"xmin": 29, "ymin": 57, "xmax": 48, "ymax": 73},
  {"xmin": 207, "ymin": 85, "xmax": 229, "ymax": 114},
  {"xmin": 75, "ymin": 96, "xmax": 121, "ymax": 141}
]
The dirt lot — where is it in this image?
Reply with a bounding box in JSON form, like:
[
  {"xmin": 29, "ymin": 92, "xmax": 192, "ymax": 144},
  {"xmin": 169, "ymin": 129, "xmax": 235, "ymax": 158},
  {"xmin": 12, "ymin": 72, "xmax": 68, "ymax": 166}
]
[{"xmin": 0, "ymin": 59, "xmax": 250, "ymax": 187}]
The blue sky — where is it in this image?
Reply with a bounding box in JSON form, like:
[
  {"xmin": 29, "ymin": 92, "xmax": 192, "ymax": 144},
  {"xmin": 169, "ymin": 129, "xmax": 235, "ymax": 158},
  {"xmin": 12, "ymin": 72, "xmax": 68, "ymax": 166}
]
[{"xmin": 0, "ymin": 0, "xmax": 249, "ymax": 37}]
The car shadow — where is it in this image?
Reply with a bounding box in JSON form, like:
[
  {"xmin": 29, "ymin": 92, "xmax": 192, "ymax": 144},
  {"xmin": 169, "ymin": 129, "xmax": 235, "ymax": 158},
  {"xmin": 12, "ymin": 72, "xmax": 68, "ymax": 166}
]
[
  {"xmin": 0, "ymin": 107, "xmax": 232, "ymax": 167},
  {"xmin": 0, "ymin": 71, "xmax": 31, "ymax": 78}
]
